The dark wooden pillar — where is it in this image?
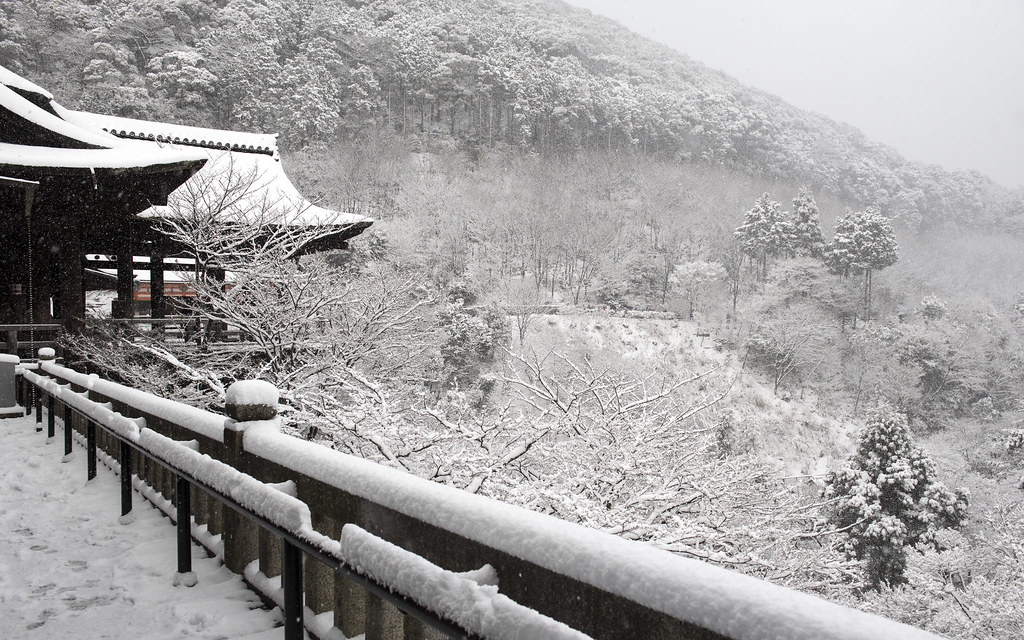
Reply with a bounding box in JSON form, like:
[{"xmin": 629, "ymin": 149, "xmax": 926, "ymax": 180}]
[
  {"xmin": 0, "ymin": 181, "xmax": 32, "ymax": 324},
  {"xmin": 150, "ymin": 252, "xmax": 165, "ymax": 319},
  {"xmin": 113, "ymin": 221, "xmax": 135, "ymax": 319},
  {"xmin": 29, "ymin": 202, "xmax": 53, "ymax": 323},
  {"xmin": 58, "ymin": 213, "xmax": 84, "ymax": 333}
]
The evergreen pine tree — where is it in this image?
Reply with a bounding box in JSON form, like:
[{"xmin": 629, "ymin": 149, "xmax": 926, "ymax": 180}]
[
  {"xmin": 734, "ymin": 193, "xmax": 794, "ymax": 280},
  {"xmin": 823, "ymin": 208, "xmax": 899, "ymax": 317},
  {"xmin": 825, "ymin": 406, "xmax": 969, "ymax": 587},
  {"xmin": 790, "ymin": 187, "xmax": 825, "ymax": 257}
]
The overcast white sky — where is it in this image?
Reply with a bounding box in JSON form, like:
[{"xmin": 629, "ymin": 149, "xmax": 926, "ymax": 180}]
[{"xmin": 565, "ymin": 0, "xmax": 1024, "ymax": 189}]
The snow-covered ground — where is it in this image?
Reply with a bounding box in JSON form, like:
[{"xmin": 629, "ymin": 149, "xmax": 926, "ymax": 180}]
[{"xmin": 0, "ymin": 414, "xmax": 282, "ymax": 639}]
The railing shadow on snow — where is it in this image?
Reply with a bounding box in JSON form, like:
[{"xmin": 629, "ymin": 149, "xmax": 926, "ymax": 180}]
[{"xmin": 14, "ymin": 360, "xmax": 944, "ymax": 640}]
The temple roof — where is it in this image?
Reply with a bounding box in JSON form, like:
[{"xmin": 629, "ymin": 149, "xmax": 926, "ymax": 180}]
[
  {"xmin": 0, "ymin": 141, "xmax": 215, "ymax": 172},
  {"xmin": 72, "ymin": 111, "xmax": 373, "ymax": 233},
  {"xmin": 0, "ymin": 65, "xmax": 53, "ymax": 100},
  {"xmin": 0, "ymin": 64, "xmax": 208, "ymax": 175},
  {"xmin": 68, "ymin": 111, "xmax": 278, "ymax": 156},
  {"xmin": 0, "ymin": 64, "xmax": 371, "ymax": 248}
]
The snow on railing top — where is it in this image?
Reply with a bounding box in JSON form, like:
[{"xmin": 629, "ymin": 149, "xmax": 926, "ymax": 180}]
[
  {"xmin": 242, "ymin": 420, "xmax": 942, "ymax": 640},
  {"xmin": 23, "ymin": 369, "xmax": 145, "ymax": 441},
  {"xmin": 40, "ymin": 362, "xmax": 226, "ymax": 443},
  {"xmin": 21, "ymin": 368, "xmax": 593, "ymax": 639},
  {"xmin": 340, "ymin": 524, "xmax": 593, "ymax": 640}
]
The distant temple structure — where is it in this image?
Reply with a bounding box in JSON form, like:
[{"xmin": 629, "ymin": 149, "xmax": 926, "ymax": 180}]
[{"xmin": 0, "ymin": 65, "xmax": 372, "ymax": 333}]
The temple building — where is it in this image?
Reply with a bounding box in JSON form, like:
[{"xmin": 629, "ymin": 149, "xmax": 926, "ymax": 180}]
[{"xmin": 0, "ymin": 65, "xmax": 371, "ymax": 336}]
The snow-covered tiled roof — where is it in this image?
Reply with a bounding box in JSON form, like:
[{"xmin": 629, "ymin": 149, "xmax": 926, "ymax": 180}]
[
  {"xmin": 142, "ymin": 148, "xmax": 372, "ymax": 228},
  {"xmin": 67, "ymin": 111, "xmax": 278, "ymax": 156},
  {"xmin": 0, "ymin": 64, "xmax": 371, "ymax": 241},
  {"xmin": 0, "ymin": 64, "xmax": 208, "ymax": 171},
  {"xmin": 0, "ymin": 83, "xmax": 122, "ymax": 149},
  {"xmin": 0, "ymin": 64, "xmax": 53, "ymax": 100},
  {"xmin": 0, "ymin": 141, "xmax": 209, "ymax": 170}
]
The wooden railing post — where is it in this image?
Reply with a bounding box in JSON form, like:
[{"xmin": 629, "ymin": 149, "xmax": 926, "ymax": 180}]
[
  {"xmin": 120, "ymin": 440, "xmax": 133, "ymax": 521},
  {"xmin": 34, "ymin": 389, "xmax": 42, "ymax": 431},
  {"xmin": 86, "ymin": 419, "xmax": 97, "ymax": 480},
  {"xmin": 283, "ymin": 540, "xmax": 304, "ymax": 640},
  {"xmin": 174, "ymin": 474, "xmax": 197, "ymax": 587},
  {"xmin": 223, "ymin": 380, "xmax": 278, "ymax": 576},
  {"xmin": 47, "ymin": 394, "xmax": 55, "ymax": 439},
  {"xmin": 62, "ymin": 402, "xmax": 72, "ymax": 458},
  {"xmin": 37, "ymin": 348, "xmax": 56, "ymax": 437}
]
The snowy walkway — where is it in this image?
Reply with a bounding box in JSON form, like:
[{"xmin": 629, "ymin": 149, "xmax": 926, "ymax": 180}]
[{"xmin": 0, "ymin": 414, "xmax": 283, "ymax": 639}]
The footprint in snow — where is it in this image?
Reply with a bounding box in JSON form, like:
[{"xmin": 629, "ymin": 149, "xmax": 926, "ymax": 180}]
[{"xmin": 67, "ymin": 559, "xmax": 88, "ymax": 572}]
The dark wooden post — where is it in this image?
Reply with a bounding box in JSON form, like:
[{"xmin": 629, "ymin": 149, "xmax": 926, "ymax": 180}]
[
  {"xmin": 38, "ymin": 347, "xmax": 55, "ymax": 436},
  {"xmin": 150, "ymin": 252, "xmax": 166, "ymax": 319},
  {"xmin": 47, "ymin": 394, "xmax": 55, "ymax": 439},
  {"xmin": 63, "ymin": 402, "xmax": 72, "ymax": 457},
  {"xmin": 34, "ymin": 389, "xmax": 42, "ymax": 431},
  {"xmin": 283, "ymin": 541, "xmax": 304, "ymax": 640},
  {"xmin": 86, "ymin": 419, "xmax": 97, "ymax": 480},
  {"xmin": 30, "ymin": 215, "xmax": 52, "ymax": 325},
  {"xmin": 113, "ymin": 222, "xmax": 135, "ymax": 319},
  {"xmin": 120, "ymin": 440, "xmax": 133, "ymax": 520},
  {"xmin": 59, "ymin": 212, "xmax": 85, "ymax": 333},
  {"xmin": 174, "ymin": 474, "xmax": 197, "ymax": 586}
]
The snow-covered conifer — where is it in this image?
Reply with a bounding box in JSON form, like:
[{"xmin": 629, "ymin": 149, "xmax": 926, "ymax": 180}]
[
  {"xmin": 734, "ymin": 193, "xmax": 795, "ymax": 280},
  {"xmin": 790, "ymin": 187, "xmax": 825, "ymax": 258},
  {"xmin": 825, "ymin": 406, "xmax": 968, "ymax": 587}
]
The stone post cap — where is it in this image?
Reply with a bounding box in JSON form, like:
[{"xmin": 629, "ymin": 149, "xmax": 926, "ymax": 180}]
[
  {"xmin": 225, "ymin": 379, "xmax": 279, "ymax": 422},
  {"xmin": 38, "ymin": 347, "xmax": 56, "ymax": 361}
]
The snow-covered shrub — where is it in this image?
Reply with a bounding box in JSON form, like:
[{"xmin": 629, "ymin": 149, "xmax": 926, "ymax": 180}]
[
  {"xmin": 438, "ymin": 300, "xmax": 508, "ymax": 386},
  {"xmin": 919, "ymin": 295, "xmax": 947, "ymax": 321}
]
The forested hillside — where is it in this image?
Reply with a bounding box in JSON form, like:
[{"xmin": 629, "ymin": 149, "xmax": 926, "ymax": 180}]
[{"xmin": 3, "ymin": 0, "xmax": 1023, "ymax": 230}]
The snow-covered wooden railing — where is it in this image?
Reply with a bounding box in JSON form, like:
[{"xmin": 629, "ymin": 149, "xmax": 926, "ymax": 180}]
[{"xmin": 17, "ymin": 361, "xmax": 945, "ymax": 640}]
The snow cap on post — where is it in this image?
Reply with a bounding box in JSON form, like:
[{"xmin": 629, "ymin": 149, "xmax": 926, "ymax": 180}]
[
  {"xmin": 37, "ymin": 347, "xmax": 56, "ymax": 361},
  {"xmin": 225, "ymin": 380, "xmax": 279, "ymax": 422}
]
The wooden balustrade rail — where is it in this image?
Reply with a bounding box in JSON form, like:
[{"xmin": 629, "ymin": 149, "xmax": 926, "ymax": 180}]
[
  {"xmin": 14, "ymin": 362, "xmax": 944, "ymax": 640},
  {"xmin": 0, "ymin": 323, "xmax": 61, "ymax": 356}
]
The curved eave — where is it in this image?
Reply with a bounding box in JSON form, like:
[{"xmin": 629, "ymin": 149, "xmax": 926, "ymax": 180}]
[
  {"xmin": 65, "ymin": 110, "xmax": 279, "ymax": 157},
  {"xmin": 0, "ymin": 65, "xmax": 53, "ymax": 100},
  {"xmin": 0, "ymin": 84, "xmax": 120, "ymax": 149},
  {"xmin": 297, "ymin": 219, "xmax": 375, "ymax": 253},
  {"xmin": 0, "ymin": 142, "xmax": 208, "ymax": 177}
]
